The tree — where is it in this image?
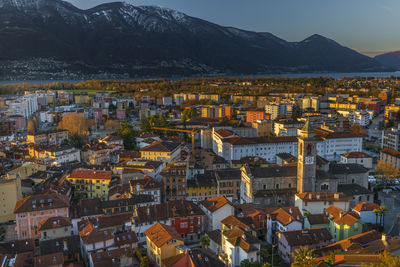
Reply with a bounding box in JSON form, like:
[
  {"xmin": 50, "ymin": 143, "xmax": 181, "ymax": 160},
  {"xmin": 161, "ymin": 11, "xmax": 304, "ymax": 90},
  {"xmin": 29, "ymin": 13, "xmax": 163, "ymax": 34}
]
[
  {"xmin": 291, "ymin": 105, "xmax": 302, "ymax": 120},
  {"xmin": 374, "ymin": 160, "xmax": 400, "ymax": 183},
  {"xmin": 57, "ymin": 113, "xmax": 90, "ymax": 136},
  {"xmin": 349, "ymin": 123, "xmax": 367, "ymax": 136},
  {"xmin": 69, "ymin": 134, "xmax": 85, "ymax": 149},
  {"xmin": 366, "ymin": 250, "xmax": 400, "ymax": 266},
  {"xmin": 105, "ymin": 120, "xmax": 120, "ymax": 131},
  {"xmin": 139, "ymin": 256, "xmax": 149, "ymax": 267},
  {"xmin": 181, "ymin": 108, "xmax": 198, "ymax": 122},
  {"xmin": 140, "ymin": 116, "xmax": 152, "ymax": 132},
  {"xmin": 200, "ymin": 235, "xmax": 210, "ymax": 248},
  {"xmin": 117, "ymin": 121, "xmax": 137, "ymax": 150},
  {"xmin": 373, "ymin": 208, "xmax": 379, "ymax": 225},
  {"xmin": 27, "ymin": 120, "xmax": 36, "ymax": 134},
  {"xmin": 291, "ymin": 246, "xmax": 316, "ymax": 267},
  {"xmin": 240, "ymin": 259, "xmax": 261, "ymax": 267}
]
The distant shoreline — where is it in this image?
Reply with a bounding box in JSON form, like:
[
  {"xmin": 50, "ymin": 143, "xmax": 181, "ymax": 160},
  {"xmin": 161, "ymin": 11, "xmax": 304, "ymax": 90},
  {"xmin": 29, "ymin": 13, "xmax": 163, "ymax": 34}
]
[{"xmin": 1, "ymin": 71, "xmax": 400, "ymax": 85}]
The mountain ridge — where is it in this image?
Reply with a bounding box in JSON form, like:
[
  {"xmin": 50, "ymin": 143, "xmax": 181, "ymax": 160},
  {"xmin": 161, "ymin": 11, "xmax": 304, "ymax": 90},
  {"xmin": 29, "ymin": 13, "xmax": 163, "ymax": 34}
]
[{"xmin": 0, "ymin": 0, "xmax": 392, "ymax": 79}]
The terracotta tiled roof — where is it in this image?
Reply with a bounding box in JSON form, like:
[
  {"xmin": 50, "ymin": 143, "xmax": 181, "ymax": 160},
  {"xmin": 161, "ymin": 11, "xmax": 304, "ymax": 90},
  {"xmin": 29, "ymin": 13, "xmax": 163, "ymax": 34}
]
[
  {"xmin": 342, "ymin": 152, "xmax": 372, "ymax": 159},
  {"xmin": 221, "ymin": 215, "xmax": 253, "ymax": 231},
  {"xmin": 380, "ymin": 147, "xmax": 400, "ymax": 157},
  {"xmin": 91, "ymin": 247, "xmax": 133, "ymax": 266},
  {"xmin": 314, "ymin": 230, "xmax": 382, "ymax": 256},
  {"xmin": 278, "ymin": 228, "xmax": 333, "ymax": 247},
  {"xmin": 326, "ymin": 205, "xmax": 360, "ymax": 226},
  {"xmin": 200, "ymin": 196, "xmax": 232, "ymax": 212},
  {"xmin": 352, "ymin": 202, "xmax": 380, "ymax": 212},
  {"xmin": 144, "ymin": 223, "xmax": 183, "ymax": 248},
  {"xmin": 215, "ymin": 129, "xmax": 235, "ymax": 138},
  {"xmin": 38, "ymin": 216, "xmax": 71, "ymax": 231},
  {"xmin": 114, "ymin": 231, "xmax": 138, "ymax": 247},
  {"xmin": 79, "ymin": 224, "xmax": 114, "ymax": 244},
  {"xmin": 34, "ymin": 252, "xmax": 64, "ymax": 267},
  {"xmin": 296, "ymin": 192, "xmax": 350, "ymax": 202},
  {"xmin": 272, "ymin": 207, "xmax": 302, "ymax": 226},
  {"xmin": 135, "ymin": 199, "xmax": 204, "ymax": 224},
  {"xmin": 223, "ymin": 227, "xmax": 259, "ymax": 252},
  {"xmin": 140, "ymin": 141, "xmax": 180, "ymax": 152},
  {"xmin": 69, "ymin": 169, "xmax": 111, "ymax": 180},
  {"xmin": 306, "ymin": 214, "xmax": 329, "ymax": 225},
  {"xmin": 14, "ymin": 193, "xmax": 70, "ymax": 214}
]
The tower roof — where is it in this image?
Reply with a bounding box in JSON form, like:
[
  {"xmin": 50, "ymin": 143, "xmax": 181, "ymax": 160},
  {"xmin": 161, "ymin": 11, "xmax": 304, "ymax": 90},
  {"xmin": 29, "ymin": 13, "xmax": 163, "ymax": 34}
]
[{"xmin": 302, "ymin": 119, "xmax": 313, "ymax": 133}]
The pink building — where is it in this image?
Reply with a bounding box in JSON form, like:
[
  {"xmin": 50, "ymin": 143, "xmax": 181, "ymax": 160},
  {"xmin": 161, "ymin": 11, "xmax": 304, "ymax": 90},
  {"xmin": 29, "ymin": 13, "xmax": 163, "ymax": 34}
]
[
  {"xmin": 116, "ymin": 109, "xmax": 126, "ymax": 121},
  {"xmin": 277, "ymin": 228, "xmax": 334, "ymax": 264},
  {"xmin": 14, "ymin": 193, "xmax": 70, "ymax": 240}
]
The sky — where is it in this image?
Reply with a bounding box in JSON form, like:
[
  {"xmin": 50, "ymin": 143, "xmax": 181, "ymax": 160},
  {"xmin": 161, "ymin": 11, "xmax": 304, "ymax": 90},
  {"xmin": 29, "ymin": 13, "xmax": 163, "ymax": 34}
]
[{"xmin": 66, "ymin": 0, "xmax": 400, "ymax": 57}]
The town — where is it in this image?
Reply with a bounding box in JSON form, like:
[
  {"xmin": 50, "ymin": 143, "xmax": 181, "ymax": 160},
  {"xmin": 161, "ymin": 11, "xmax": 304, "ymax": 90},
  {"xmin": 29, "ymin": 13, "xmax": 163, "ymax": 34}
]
[{"xmin": 1, "ymin": 77, "xmax": 400, "ymax": 266}]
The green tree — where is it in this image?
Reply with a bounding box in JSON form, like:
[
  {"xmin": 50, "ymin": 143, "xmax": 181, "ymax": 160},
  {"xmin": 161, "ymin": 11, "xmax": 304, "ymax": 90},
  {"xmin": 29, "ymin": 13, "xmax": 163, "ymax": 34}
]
[
  {"xmin": 139, "ymin": 256, "xmax": 149, "ymax": 267},
  {"xmin": 240, "ymin": 259, "xmax": 261, "ymax": 267},
  {"xmin": 69, "ymin": 134, "xmax": 85, "ymax": 149},
  {"xmin": 117, "ymin": 121, "xmax": 137, "ymax": 150},
  {"xmin": 365, "ymin": 251, "xmax": 400, "ymax": 266},
  {"xmin": 291, "ymin": 246, "xmax": 316, "ymax": 267},
  {"xmin": 181, "ymin": 108, "xmax": 198, "ymax": 122},
  {"xmin": 291, "ymin": 105, "xmax": 302, "ymax": 120},
  {"xmin": 200, "ymin": 235, "xmax": 210, "ymax": 248},
  {"xmin": 140, "ymin": 116, "xmax": 152, "ymax": 132}
]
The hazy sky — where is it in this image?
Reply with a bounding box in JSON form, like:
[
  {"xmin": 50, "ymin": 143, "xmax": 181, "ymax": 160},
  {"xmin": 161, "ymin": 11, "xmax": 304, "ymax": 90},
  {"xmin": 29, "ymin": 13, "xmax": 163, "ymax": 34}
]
[{"xmin": 66, "ymin": 0, "xmax": 400, "ymax": 57}]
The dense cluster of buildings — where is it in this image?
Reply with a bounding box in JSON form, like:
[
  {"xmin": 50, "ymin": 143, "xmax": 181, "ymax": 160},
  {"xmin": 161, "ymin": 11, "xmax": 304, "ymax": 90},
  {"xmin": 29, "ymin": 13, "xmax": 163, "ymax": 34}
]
[{"xmin": 0, "ymin": 87, "xmax": 399, "ymax": 267}]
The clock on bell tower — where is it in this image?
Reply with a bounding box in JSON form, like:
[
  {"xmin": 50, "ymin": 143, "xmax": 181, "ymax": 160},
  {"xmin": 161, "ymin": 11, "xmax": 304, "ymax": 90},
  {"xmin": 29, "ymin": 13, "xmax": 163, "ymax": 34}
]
[{"xmin": 297, "ymin": 119, "xmax": 317, "ymax": 193}]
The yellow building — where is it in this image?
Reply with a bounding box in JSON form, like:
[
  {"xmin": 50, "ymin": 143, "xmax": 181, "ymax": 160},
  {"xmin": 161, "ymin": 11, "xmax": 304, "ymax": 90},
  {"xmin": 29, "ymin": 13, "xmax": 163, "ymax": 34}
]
[
  {"xmin": 26, "ymin": 129, "xmax": 68, "ymax": 145},
  {"xmin": 67, "ymin": 169, "xmax": 111, "ymax": 199},
  {"xmin": 144, "ymin": 223, "xmax": 184, "ymax": 267},
  {"xmin": 199, "ymin": 94, "xmax": 220, "ymax": 103},
  {"xmin": 186, "ymin": 173, "xmax": 217, "ymax": 201},
  {"xmin": 0, "ymin": 177, "xmax": 22, "ymax": 222},
  {"xmin": 328, "ymin": 102, "xmax": 357, "ymax": 111},
  {"xmin": 384, "ymin": 105, "xmax": 400, "ymax": 122},
  {"xmin": 140, "ymin": 141, "xmax": 181, "ymax": 163},
  {"xmin": 8, "ymin": 162, "xmax": 46, "ymax": 180}
]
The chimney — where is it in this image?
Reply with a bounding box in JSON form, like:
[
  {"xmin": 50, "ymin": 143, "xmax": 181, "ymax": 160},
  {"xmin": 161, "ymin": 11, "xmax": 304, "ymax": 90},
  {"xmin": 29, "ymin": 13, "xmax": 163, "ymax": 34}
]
[
  {"xmin": 289, "ymin": 208, "xmax": 292, "ymax": 214},
  {"xmin": 339, "ymin": 212, "xmax": 343, "ymax": 218}
]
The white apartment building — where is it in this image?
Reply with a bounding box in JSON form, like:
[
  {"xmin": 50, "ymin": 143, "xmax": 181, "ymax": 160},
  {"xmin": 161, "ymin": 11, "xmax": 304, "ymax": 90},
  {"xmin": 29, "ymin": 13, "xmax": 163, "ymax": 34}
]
[
  {"xmin": 212, "ymin": 127, "xmax": 363, "ymax": 162},
  {"xmin": 337, "ymin": 110, "xmax": 370, "ymax": 127},
  {"xmin": 7, "ymin": 94, "xmax": 38, "ymax": 119}
]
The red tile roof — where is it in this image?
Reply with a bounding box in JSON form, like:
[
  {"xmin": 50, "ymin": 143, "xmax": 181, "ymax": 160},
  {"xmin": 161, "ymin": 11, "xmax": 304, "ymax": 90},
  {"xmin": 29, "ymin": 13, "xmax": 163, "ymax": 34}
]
[
  {"xmin": 200, "ymin": 196, "xmax": 233, "ymax": 212},
  {"xmin": 14, "ymin": 193, "xmax": 70, "ymax": 214},
  {"xmin": 69, "ymin": 169, "xmax": 111, "ymax": 180},
  {"xmin": 352, "ymin": 202, "xmax": 380, "ymax": 212},
  {"xmin": 296, "ymin": 192, "xmax": 350, "ymax": 202},
  {"xmin": 144, "ymin": 223, "xmax": 183, "ymax": 248},
  {"xmin": 38, "ymin": 216, "xmax": 71, "ymax": 231},
  {"xmin": 342, "ymin": 152, "xmax": 372, "ymax": 158}
]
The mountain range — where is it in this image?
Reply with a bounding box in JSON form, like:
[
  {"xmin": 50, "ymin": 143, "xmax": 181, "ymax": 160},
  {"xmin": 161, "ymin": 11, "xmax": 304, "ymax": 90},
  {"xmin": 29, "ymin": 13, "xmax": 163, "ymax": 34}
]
[
  {"xmin": 0, "ymin": 0, "xmax": 393, "ymax": 79},
  {"xmin": 375, "ymin": 52, "xmax": 400, "ymax": 70}
]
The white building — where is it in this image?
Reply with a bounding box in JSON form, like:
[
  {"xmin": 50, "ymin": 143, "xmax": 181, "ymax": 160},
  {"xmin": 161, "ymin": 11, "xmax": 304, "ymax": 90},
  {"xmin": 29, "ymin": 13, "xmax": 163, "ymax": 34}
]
[
  {"xmin": 266, "ymin": 207, "xmax": 303, "ymax": 244},
  {"xmin": 7, "ymin": 94, "xmax": 38, "ymax": 119},
  {"xmin": 341, "ymin": 152, "xmax": 373, "ymax": 169},
  {"xmin": 199, "ymin": 196, "xmax": 235, "ymax": 231},
  {"xmin": 212, "ymin": 126, "xmax": 363, "ymax": 162},
  {"xmin": 352, "ymin": 202, "xmax": 380, "ymax": 224},
  {"xmin": 294, "ymin": 192, "xmax": 350, "ymax": 215},
  {"xmin": 337, "ymin": 110, "xmax": 370, "ymax": 127}
]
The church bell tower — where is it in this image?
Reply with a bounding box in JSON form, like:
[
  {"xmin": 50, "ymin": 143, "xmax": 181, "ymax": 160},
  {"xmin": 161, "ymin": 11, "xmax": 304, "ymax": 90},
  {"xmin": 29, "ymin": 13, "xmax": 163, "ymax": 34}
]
[{"xmin": 297, "ymin": 119, "xmax": 317, "ymax": 193}]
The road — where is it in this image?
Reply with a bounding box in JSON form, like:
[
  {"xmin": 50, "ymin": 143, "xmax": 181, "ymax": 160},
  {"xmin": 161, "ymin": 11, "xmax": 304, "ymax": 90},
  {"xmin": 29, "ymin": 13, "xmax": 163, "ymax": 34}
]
[{"xmin": 368, "ymin": 113, "xmax": 383, "ymax": 141}]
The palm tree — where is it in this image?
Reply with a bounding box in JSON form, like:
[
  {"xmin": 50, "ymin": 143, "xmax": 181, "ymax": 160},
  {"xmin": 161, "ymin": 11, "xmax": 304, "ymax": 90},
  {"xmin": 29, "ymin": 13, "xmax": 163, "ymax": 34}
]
[
  {"xmin": 379, "ymin": 206, "xmax": 388, "ymax": 227},
  {"xmin": 291, "ymin": 246, "xmax": 316, "ymax": 267},
  {"xmin": 200, "ymin": 235, "xmax": 210, "ymax": 248},
  {"xmin": 373, "ymin": 208, "xmax": 379, "ymax": 225}
]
